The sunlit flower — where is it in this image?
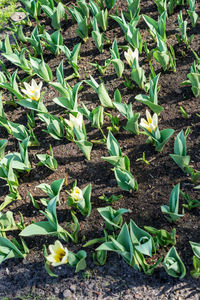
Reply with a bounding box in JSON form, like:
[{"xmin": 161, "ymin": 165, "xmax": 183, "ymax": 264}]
[
  {"xmin": 124, "ymin": 48, "xmax": 138, "ymax": 66},
  {"xmin": 71, "ymin": 186, "xmax": 83, "ymax": 202},
  {"xmin": 21, "ymin": 79, "xmax": 43, "ymax": 101},
  {"xmin": 65, "ymin": 112, "xmax": 83, "ymax": 129},
  {"xmin": 140, "ymin": 110, "xmax": 158, "ymax": 134},
  {"xmin": 46, "ymin": 240, "xmax": 68, "ymax": 267}
]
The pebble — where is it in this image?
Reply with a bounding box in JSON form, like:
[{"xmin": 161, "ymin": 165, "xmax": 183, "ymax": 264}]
[
  {"xmin": 70, "ymin": 284, "xmax": 76, "ymax": 293},
  {"xmin": 63, "ymin": 289, "xmax": 73, "ymax": 298},
  {"xmin": 175, "ymin": 88, "xmax": 182, "ymax": 94},
  {"xmin": 109, "ymin": 179, "xmax": 117, "ymax": 186},
  {"xmin": 10, "ymin": 12, "xmax": 26, "ymax": 22},
  {"xmin": 54, "ymin": 287, "xmax": 59, "ymax": 294}
]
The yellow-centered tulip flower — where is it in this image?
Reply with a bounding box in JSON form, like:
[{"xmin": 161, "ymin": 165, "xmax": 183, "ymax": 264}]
[
  {"xmin": 46, "ymin": 240, "xmax": 68, "ymax": 267},
  {"xmin": 140, "ymin": 110, "xmax": 158, "ymax": 134},
  {"xmin": 71, "ymin": 186, "xmax": 83, "ymax": 202},
  {"xmin": 21, "ymin": 79, "xmax": 43, "ymax": 101}
]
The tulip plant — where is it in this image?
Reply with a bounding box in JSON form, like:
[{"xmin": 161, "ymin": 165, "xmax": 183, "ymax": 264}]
[
  {"xmin": 41, "ymin": 0, "xmax": 66, "ymax": 30},
  {"xmin": 20, "ymin": 0, "xmax": 41, "ymax": 21},
  {"xmin": 170, "ymin": 130, "xmax": 190, "ymax": 172},
  {"xmin": 37, "ymin": 145, "xmax": 58, "ymax": 172},
  {"xmin": 85, "ymin": 76, "xmax": 114, "ymax": 108},
  {"xmin": 135, "ymin": 73, "xmax": 163, "ymax": 114},
  {"xmin": 0, "ymin": 119, "xmax": 39, "ymax": 146},
  {"xmin": 153, "ymin": 33, "xmax": 176, "ymax": 72},
  {"xmin": 140, "ymin": 110, "xmax": 174, "ymax": 152},
  {"xmin": 67, "ymin": 181, "xmax": 92, "ymax": 217},
  {"xmin": 0, "ymin": 139, "xmax": 7, "ymax": 160},
  {"xmin": 97, "ymin": 220, "xmax": 161, "ymax": 275},
  {"xmin": 64, "ymin": 111, "xmax": 93, "ymax": 160},
  {"xmin": 110, "ymin": 39, "xmax": 124, "ymax": 78},
  {"xmin": 30, "ymin": 57, "xmax": 53, "ymax": 82},
  {"xmin": 153, "ymin": 0, "xmax": 167, "ymax": 14},
  {"xmin": 97, "ymin": 206, "xmax": 130, "ymax": 231},
  {"xmin": 161, "ymin": 183, "xmax": 184, "ymax": 223},
  {"xmin": 36, "ymin": 178, "xmax": 64, "ymax": 206},
  {"xmin": 92, "ymin": 17, "xmax": 104, "ymax": 53},
  {"xmin": 143, "ymin": 11, "xmax": 167, "ymax": 42},
  {"xmin": 163, "ymin": 246, "xmax": 186, "ymax": 278},
  {"xmin": 125, "ymin": 0, "xmax": 140, "ymax": 21},
  {"xmin": 187, "ymin": 0, "xmax": 198, "ymax": 28},
  {"xmin": 69, "ymin": 9, "xmax": 89, "ymax": 42},
  {"xmin": 168, "ymin": 0, "xmax": 185, "ymax": 15},
  {"xmin": 2, "ymin": 48, "xmax": 33, "ymax": 75},
  {"xmin": 125, "ymin": 48, "xmax": 147, "ymax": 90},
  {"xmin": 144, "ymin": 226, "xmax": 176, "ymax": 248},
  {"xmin": 41, "ymin": 30, "xmax": 63, "ymax": 56},
  {"xmin": 38, "ymin": 112, "xmax": 65, "ymax": 140},
  {"xmin": 0, "ymin": 34, "xmax": 15, "ymax": 55},
  {"xmin": 0, "ymin": 70, "xmax": 24, "ymax": 104},
  {"xmin": 126, "ymin": 22, "xmax": 143, "ymax": 54},
  {"xmin": 52, "ymin": 79, "xmax": 82, "ymax": 111},
  {"xmin": 26, "ymin": 27, "xmax": 43, "ymax": 56},
  {"xmin": 0, "ymin": 236, "xmax": 28, "ymax": 264},
  {"xmin": 68, "ymin": 0, "xmax": 90, "ymax": 20},
  {"xmin": 190, "ymin": 241, "xmax": 200, "ymax": 278},
  {"xmin": 20, "ymin": 196, "xmax": 80, "ymax": 243},
  {"xmin": 44, "ymin": 240, "xmax": 87, "ymax": 277},
  {"xmin": 180, "ymin": 191, "xmax": 200, "ymax": 210},
  {"xmin": 59, "ymin": 43, "xmax": 81, "ymax": 79},
  {"xmin": 89, "ymin": 0, "xmax": 108, "ymax": 32},
  {"xmin": 0, "ymin": 158, "xmax": 20, "ymax": 210},
  {"xmin": 114, "ymin": 96, "xmax": 140, "ymax": 135},
  {"xmin": 102, "ymin": 131, "xmax": 138, "ymax": 192},
  {"xmin": 181, "ymin": 59, "xmax": 200, "ymax": 98},
  {"xmin": 176, "ymin": 11, "xmax": 194, "ymax": 48}
]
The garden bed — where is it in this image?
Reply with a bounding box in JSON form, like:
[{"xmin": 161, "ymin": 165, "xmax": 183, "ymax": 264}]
[{"xmin": 0, "ymin": 0, "xmax": 200, "ymax": 299}]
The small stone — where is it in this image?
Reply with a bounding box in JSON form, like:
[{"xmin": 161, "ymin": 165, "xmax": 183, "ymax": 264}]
[
  {"xmin": 5, "ymin": 268, "xmax": 9, "ymax": 275},
  {"xmin": 10, "ymin": 12, "xmax": 26, "ymax": 22},
  {"xmin": 134, "ymin": 293, "xmax": 142, "ymax": 299},
  {"xmin": 175, "ymin": 88, "xmax": 182, "ymax": 94},
  {"xmin": 63, "ymin": 289, "xmax": 72, "ymax": 298},
  {"xmin": 54, "ymin": 287, "xmax": 59, "ymax": 294},
  {"xmin": 70, "ymin": 285, "xmax": 76, "ymax": 293},
  {"xmin": 109, "ymin": 179, "xmax": 116, "ymax": 187}
]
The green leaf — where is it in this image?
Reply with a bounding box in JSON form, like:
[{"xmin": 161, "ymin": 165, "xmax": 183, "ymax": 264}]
[
  {"xmin": 0, "ymin": 236, "xmax": 24, "ymax": 263},
  {"xmin": 20, "ymin": 221, "xmax": 57, "ymax": 236},
  {"xmin": 98, "ymin": 83, "xmax": 113, "ymax": 108},
  {"xmin": 135, "ymin": 94, "xmax": 163, "ymax": 114},
  {"xmin": 75, "ymin": 140, "xmax": 93, "ymax": 160},
  {"xmin": 114, "ymin": 168, "xmax": 138, "ymax": 192},
  {"xmin": 163, "ymin": 246, "xmax": 186, "ymax": 278},
  {"xmin": 129, "ymin": 220, "xmax": 154, "ymax": 256},
  {"xmin": 190, "ymin": 241, "xmax": 200, "ymax": 259},
  {"xmin": 107, "ymin": 131, "xmax": 122, "ymax": 156}
]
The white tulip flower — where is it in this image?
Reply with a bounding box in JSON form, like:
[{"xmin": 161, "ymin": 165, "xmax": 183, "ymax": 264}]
[
  {"xmin": 65, "ymin": 112, "xmax": 83, "ymax": 129},
  {"xmin": 21, "ymin": 79, "xmax": 43, "ymax": 101},
  {"xmin": 46, "ymin": 240, "xmax": 68, "ymax": 267},
  {"xmin": 140, "ymin": 110, "xmax": 158, "ymax": 134},
  {"xmin": 124, "ymin": 48, "xmax": 138, "ymax": 66},
  {"xmin": 71, "ymin": 186, "xmax": 83, "ymax": 202}
]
